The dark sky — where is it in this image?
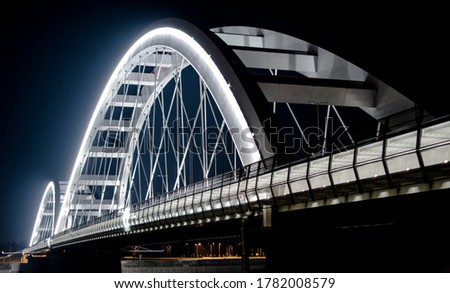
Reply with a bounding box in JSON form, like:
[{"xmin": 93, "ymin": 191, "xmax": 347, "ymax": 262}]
[{"xmin": 0, "ymin": 1, "xmax": 446, "ymax": 245}]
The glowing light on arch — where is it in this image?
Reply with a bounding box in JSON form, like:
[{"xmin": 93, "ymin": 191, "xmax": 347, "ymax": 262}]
[{"xmin": 30, "ymin": 181, "xmax": 56, "ymax": 246}]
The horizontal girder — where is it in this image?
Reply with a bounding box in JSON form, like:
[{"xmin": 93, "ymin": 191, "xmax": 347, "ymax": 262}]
[
  {"xmin": 78, "ymin": 175, "xmax": 120, "ymax": 186},
  {"xmin": 258, "ymin": 82, "xmax": 376, "ymax": 107},
  {"xmin": 233, "ymin": 49, "xmax": 317, "ymax": 72}
]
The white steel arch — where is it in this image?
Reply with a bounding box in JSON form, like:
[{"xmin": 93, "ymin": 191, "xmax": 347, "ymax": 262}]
[
  {"xmin": 55, "ymin": 22, "xmax": 264, "ymax": 233},
  {"xmin": 212, "ymin": 25, "xmax": 415, "ymax": 120},
  {"xmin": 30, "ymin": 181, "xmax": 56, "ymax": 246}
]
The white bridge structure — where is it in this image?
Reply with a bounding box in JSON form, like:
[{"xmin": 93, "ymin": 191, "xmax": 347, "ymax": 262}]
[{"xmin": 26, "ymin": 19, "xmax": 450, "ymax": 253}]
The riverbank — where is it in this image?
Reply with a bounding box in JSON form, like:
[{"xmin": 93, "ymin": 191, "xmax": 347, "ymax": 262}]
[{"xmin": 121, "ymin": 257, "xmax": 266, "ymax": 273}]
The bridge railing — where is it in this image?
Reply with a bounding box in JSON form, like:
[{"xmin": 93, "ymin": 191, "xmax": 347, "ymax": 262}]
[{"xmin": 30, "ymin": 107, "xmax": 450, "ymax": 250}]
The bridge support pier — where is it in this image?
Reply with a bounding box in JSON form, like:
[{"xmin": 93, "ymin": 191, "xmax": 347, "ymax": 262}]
[
  {"xmin": 240, "ymin": 220, "xmax": 249, "ymax": 272},
  {"xmin": 241, "ymin": 211, "xmax": 254, "ymax": 273}
]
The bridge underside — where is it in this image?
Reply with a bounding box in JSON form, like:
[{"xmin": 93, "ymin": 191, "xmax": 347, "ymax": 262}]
[
  {"xmin": 267, "ymin": 188, "xmax": 450, "ymax": 273},
  {"xmin": 23, "ymin": 187, "xmax": 450, "ymax": 273}
]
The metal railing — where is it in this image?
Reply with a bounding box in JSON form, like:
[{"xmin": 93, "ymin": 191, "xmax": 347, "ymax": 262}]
[{"xmin": 27, "ymin": 107, "xmax": 450, "ymax": 251}]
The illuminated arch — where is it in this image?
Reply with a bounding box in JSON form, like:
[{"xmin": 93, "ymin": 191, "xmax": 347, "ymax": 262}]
[
  {"xmin": 55, "ymin": 19, "xmax": 269, "ymax": 233},
  {"xmin": 30, "ymin": 181, "xmax": 56, "ymax": 246}
]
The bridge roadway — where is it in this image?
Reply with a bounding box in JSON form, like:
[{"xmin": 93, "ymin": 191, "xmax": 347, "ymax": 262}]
[{"xmin": 24, "ymin": 114, "xmax": 450, "ymax": 257}]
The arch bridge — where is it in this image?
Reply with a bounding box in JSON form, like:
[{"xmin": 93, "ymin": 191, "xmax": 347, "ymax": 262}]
[{"xmin": 25, "ymin": 19, "xmax": 450, "ymax": 272}]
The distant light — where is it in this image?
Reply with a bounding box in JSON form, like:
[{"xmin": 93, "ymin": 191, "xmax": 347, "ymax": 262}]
[
  {"xmin": 445, "ymin": 160, "xmax": 448, "ymax": 164},
  {"xmin": 374, "ymin": 174, "xmax": 378, "ymax": 178}
]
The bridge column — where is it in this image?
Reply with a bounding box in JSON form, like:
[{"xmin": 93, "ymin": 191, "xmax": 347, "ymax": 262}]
[{"xmin": 240, "ymin": 211, "xmax": 254, "ymax": 272}]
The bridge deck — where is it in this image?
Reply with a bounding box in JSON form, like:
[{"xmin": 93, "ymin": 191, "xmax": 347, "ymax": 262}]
[{"xmin": 26, "ymin": 116, "xmax": 450, "ymax": 253}]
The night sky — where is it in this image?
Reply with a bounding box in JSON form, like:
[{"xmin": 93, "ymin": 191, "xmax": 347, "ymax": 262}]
[{"xmin": 0, "ymin": 1, "xmax": 446, "ymax": 246}]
